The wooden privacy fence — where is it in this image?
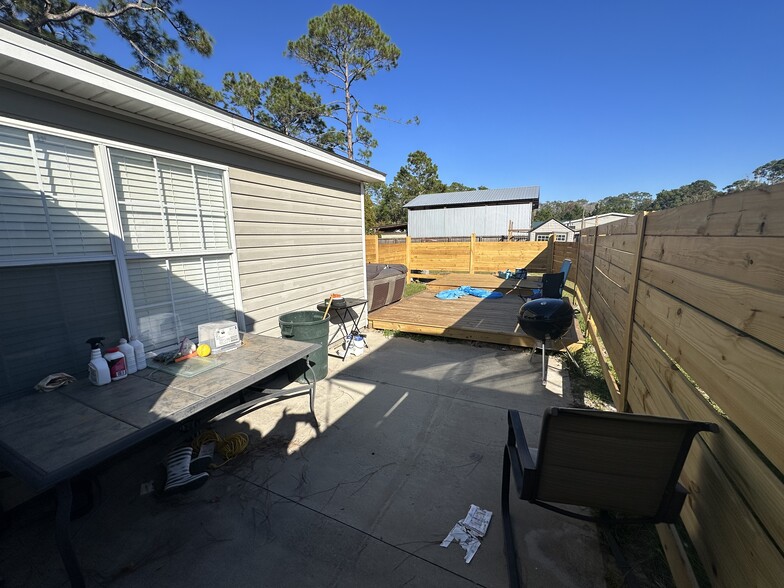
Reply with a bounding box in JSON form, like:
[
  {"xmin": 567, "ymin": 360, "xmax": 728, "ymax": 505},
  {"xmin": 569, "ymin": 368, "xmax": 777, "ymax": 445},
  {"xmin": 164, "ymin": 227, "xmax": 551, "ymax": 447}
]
[
  {"xmin": 365, "ymin": 234, "xmax": 551, "ymax": 276},
  {"xmin": 572, "ymin": 184, "xmax": 784, "ymax": 587}
]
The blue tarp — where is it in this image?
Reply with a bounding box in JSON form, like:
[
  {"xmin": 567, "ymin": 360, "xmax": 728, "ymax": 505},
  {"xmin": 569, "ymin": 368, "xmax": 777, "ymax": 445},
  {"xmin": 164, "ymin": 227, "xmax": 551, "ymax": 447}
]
[{"xmin": 435, "ymin": 286, "xmax": 503, "ymax": 300}]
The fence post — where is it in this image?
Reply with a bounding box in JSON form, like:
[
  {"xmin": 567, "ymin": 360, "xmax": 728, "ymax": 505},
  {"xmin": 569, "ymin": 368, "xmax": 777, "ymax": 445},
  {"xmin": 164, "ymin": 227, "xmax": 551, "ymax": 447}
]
[
  {"xmin": 405, "ymin": 236, "xmax": 411, "ymax": 283},
  {"xmin": 374, "ymin": 235, "xmax": 379, "ymax": 263},
  {"xmin": 618, "ymin": 212, "xmax": 648, "ymax": 412},
  {"xmin": 546, "ymin": 234, "xmax": 556, "ymax": 272},
  {"xmin": 469, "ymin": 233, "xmax": 476, "ymax": 274},
  {"xmin": 572, "ymin": 238, "xmax": 580, "ymax": 296},
  {"xmin": 585, "ymin": 226, "xmax": 599, "ymax": 313}
]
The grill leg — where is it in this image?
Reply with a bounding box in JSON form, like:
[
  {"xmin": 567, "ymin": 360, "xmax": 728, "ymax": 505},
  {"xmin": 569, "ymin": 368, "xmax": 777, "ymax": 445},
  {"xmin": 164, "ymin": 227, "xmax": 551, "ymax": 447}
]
[{"xmin": 541, "ymin": 340, "xmax": 547, "ymax": 386}]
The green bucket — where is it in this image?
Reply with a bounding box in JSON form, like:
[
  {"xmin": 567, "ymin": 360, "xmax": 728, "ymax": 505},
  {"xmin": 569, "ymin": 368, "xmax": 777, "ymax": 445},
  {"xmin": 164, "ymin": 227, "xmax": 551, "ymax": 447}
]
[{"xmin": 279, "ymin": 310, "xmax": 329, "ymax": 383}]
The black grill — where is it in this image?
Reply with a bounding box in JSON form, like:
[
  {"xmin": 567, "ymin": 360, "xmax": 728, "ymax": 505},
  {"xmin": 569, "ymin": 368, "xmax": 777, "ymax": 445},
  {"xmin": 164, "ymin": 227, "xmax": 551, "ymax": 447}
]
[
  {"xmin": 517, "ymin": 298, "xmax": 575, "ymax": 386},
  {"xmin": 517, "ymin": 298, "xmax": 574, "ymax": 342}
]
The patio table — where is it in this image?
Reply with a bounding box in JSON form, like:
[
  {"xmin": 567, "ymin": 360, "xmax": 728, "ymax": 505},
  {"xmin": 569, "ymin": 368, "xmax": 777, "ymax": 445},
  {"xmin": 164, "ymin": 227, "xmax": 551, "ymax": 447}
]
[{"xmin": 0, "ymin": 332, "xmax": 319, "ymax": 588}]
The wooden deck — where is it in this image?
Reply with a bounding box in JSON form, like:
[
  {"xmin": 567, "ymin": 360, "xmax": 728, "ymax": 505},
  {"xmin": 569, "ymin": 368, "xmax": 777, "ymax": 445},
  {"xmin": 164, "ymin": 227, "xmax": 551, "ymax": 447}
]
[
  {"xmin": 368, "ymin": 291, "xmax": 583, "ymax": 350},
  {"xmin": 424, "ymin": 272, "xmax": 544, "ymax": 294}
]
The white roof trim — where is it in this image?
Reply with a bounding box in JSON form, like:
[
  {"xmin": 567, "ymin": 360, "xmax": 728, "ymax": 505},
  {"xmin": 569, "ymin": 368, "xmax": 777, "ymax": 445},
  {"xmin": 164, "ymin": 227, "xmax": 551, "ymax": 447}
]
[{"xmin": 0, "ymin": 26, "xmax": 385, "ymax": 184}]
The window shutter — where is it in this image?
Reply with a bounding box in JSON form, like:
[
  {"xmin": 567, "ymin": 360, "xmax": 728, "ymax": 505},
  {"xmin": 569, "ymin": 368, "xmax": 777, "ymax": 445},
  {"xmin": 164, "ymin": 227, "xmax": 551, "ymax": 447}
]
[
  {"xmin": 0, "ymin": 125, "xmax": 109, "ymax": 259},
  {"xmin": 112, "ymin": 151, "xmax": 230, "ymax": 254},
  {"xmin": 127, "ymin": 255, "xmax": 236, "ymax": 350},
  {"xmin": 112, "ymin": 150, "xmax": 169, "ymax": 252},
  {"xmin": 195, "ymin": 167, "xmax": 230, "ymax": 249}
]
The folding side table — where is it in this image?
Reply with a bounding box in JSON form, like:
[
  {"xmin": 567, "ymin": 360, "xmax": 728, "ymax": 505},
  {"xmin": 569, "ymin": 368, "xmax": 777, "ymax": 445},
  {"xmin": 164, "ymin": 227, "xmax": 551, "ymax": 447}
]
[{"xmin": 316, "ymin": 297, "xmax": 368, "ymax": 361}]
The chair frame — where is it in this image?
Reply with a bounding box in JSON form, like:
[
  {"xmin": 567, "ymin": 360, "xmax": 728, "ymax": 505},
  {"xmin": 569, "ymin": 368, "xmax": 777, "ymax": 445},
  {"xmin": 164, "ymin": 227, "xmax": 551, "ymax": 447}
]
[{"xmin": 502, "ymin": 407, "xmax": 717, "ymax": 587}]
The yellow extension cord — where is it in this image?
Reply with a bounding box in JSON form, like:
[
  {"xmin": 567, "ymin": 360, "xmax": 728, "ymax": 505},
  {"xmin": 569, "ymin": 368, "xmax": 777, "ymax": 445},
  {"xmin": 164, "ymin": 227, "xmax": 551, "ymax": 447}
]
[{"xmin": 192, "ymin": 430, "xmax": 249, "ymax": 468}]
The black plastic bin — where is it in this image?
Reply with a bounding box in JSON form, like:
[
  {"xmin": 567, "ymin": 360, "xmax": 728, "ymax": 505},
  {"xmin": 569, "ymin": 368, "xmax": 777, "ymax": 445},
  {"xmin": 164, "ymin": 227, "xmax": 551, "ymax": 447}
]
[{"xmin": 279, "ymin": 311, "xmax": 330, "ymax": 383}]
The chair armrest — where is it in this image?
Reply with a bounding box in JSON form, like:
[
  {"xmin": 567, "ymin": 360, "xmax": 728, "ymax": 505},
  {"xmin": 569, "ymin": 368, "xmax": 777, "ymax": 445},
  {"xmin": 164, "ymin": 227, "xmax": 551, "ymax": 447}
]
[{"xmin": 506, "ymin": 410, "xmax": 539, "ymax": 500}]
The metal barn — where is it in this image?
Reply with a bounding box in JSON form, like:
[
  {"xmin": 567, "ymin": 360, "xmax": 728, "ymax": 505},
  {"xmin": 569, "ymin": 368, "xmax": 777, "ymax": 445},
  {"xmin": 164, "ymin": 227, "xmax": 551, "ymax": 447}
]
[{"xmin": 404, "ymin": 186, "xmax": 539, "ymax": 238}]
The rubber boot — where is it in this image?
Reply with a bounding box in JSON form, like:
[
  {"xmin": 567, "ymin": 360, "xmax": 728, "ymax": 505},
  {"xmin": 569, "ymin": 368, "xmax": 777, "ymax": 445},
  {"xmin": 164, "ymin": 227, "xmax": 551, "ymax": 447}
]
[
  {"xmin": 164, "ymin": 447, "xmax": 209, "ymax": 494},
  {"xmin": 190, "ymin": 441, "xmax": 216, "ymax": 474}
]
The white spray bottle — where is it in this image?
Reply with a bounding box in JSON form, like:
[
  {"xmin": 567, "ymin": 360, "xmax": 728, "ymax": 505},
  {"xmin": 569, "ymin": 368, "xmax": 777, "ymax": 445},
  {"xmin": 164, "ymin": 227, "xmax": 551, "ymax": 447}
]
[
  {"xmin": 129, "ymin": 335, "xmax": 146, "ymax": 370},
  {"xmin": 86, "ymin": 337, "xmax": 111, "ymax": 386},
  {"xmin": 117, "ymin": 338, "xmax": 137, "ymax": 374}
]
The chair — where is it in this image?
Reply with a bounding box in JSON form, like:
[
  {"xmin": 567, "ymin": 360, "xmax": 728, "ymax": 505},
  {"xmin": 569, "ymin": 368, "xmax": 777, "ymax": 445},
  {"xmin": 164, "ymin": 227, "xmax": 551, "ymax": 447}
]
[
  {"xmin": 528, "ymin": 259, "xmax": 571, "ymax": 300},
  {"xmin": 502, "ymin": 408, "xmax": 718, "ymax": 587}
]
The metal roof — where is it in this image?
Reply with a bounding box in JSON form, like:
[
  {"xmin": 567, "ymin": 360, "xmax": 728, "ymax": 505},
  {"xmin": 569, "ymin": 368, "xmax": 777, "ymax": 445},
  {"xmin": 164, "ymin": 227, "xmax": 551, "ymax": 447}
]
[
  {"xmin": 404, "ymin": 186, "xmax": 540, "ymax": 208},
  {"xmin": 0, "ymin": 24, "xmax": 385, "ymax": 184}
]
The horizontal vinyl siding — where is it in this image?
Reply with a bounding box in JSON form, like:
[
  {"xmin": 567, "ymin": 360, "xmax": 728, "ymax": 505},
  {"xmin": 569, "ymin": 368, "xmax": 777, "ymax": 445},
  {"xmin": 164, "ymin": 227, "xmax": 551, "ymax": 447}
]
[
  {"xmin": 230, "ymin": 167, "xmax": 365, "ymax": 336},
  {"xmin": 408, "ymin": 203, "xmax": 532, "ymax": 237},
  {"xmin": 1, "ymin": 84, "xmax": 369, "ymax": 339},
  {"xmin": 0, "ymin": 85, "xmax": 364, "ymax": 191}
]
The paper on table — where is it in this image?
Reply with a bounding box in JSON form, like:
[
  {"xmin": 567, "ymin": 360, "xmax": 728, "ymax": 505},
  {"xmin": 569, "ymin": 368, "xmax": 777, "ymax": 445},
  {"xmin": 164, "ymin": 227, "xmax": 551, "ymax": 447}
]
[{"xmin": 440, "ymin": 504, "xmax": 493, "ymax": 563}]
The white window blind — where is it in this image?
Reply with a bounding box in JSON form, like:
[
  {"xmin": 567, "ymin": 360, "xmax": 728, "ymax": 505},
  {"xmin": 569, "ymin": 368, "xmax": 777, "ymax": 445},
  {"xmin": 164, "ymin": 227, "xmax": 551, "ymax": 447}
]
[
  {"xmin": 127, "ymin": 256, "xmax": 237, "ymax": 350},
  {"xmin": 111, "ymin": 149, "xmax": 230, "ymax": 253},
  {"xmin": 0, "ymin": 125, "xmax": 110, "ymax": 259},
  {"xmin": 111, "ymin": 149, "xmax": 237, "ymax": 350}
]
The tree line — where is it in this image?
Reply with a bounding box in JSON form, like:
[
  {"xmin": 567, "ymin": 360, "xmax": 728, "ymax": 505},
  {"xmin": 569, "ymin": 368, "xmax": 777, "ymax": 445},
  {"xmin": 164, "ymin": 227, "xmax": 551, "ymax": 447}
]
[
  {"xmin": 369, "ymin": 151, "xmax": 783, "ymax": 231},
  {"xmin": 533, "ymin": 159, "xmax": 783, "ymax": 222}
]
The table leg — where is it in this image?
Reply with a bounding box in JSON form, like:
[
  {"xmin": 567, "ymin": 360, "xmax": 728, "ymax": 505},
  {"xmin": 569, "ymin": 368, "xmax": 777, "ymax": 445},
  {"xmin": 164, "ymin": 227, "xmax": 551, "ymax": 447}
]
[{"xmin": 55, "ymin": 480, "xmax": 85, "ymax": 588}]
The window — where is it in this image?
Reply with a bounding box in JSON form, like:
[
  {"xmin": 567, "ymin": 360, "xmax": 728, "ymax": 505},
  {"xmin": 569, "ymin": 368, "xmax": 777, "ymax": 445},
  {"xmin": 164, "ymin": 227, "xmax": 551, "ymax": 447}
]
[
  {"xmin": 110, "ymin": 149, "xmax": 236, "ymax": 349},
  {"xmin": 1, "ymin": 119, "xmax": 241, "ymax": 394},
  {"xmin": 536, "ymin": 233, "xmax": 550, "ymax": 242},
  {"xmin": 0, "ymin": 126, "xmax": 111, "ymax": 261},
  {"xmin": 555, "ymin": 233, "xmax": 567, "ymax": 242}
]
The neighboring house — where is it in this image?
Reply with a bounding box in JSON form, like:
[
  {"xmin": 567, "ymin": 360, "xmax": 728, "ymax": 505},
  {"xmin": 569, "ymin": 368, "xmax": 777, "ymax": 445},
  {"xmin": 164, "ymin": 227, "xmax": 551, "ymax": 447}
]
[
  {"xmin": 528, "ymin": 219, "xmax": 575, "ymax": 242},
  {"xmin": 375, "ymin": 222, "xmax": 407, "ymax": 239},
  {"xmin": 403, "ymin": 186, "xmax": 539, "ymax": 238},
  {"xmin": 567, "ymin": 213, "xmax": 633, "ymax": 232},
  {"xmin": 0, "ymin": 25, "xmax": 384, "ymax": 398}
]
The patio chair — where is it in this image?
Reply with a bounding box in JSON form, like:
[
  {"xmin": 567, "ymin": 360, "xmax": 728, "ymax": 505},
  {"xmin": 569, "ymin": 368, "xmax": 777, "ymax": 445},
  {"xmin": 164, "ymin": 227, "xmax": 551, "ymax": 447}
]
[
  {"xmin": 524, "ymin": 272, "xmax": 564, "ymax": 301},
  {"xmin": 501, "ymin": 407, "xmax": 718, "ymax": 587},
  {"xmin": 527, "ymin": 259, "xmax": 571, "ymax": 300}
]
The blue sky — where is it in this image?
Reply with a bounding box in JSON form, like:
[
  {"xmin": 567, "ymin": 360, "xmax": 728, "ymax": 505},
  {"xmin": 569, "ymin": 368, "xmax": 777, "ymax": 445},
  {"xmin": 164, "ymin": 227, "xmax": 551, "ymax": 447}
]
[{"xmin": 95, "ymin": 1, "xmax": 783, "ymax": 202}]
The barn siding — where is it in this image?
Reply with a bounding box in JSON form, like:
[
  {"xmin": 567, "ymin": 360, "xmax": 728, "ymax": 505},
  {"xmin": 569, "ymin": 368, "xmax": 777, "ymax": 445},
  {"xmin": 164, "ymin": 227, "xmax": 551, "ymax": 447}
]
[{"xmin": 408, "ymin": 202, "xmax": 533, "ymax": 238}]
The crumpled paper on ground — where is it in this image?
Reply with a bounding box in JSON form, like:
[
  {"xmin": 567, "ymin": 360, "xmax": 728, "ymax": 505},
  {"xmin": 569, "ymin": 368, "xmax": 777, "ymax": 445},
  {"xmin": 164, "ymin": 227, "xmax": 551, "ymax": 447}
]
[{"xmin": 440, "ymin": 504, "xmax": 493, "ymax": 563}]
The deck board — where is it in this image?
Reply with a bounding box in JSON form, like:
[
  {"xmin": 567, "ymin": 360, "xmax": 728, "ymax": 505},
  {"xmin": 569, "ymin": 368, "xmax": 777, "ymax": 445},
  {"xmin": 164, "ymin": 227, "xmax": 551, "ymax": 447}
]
[{"xmin": 369, "ymin": 291, "xmax": 582, "ymax": 350}]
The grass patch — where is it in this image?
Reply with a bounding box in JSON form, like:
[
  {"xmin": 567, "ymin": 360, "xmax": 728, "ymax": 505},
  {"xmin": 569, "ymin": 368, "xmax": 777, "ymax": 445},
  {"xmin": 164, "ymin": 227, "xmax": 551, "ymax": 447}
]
[
  {"xmin": 404, "ymin": 281, "xmax": 427, "ymax": 297},
  {"xmin": 565, "ymin": 339, "xmax": 615, "ymax": 409}
]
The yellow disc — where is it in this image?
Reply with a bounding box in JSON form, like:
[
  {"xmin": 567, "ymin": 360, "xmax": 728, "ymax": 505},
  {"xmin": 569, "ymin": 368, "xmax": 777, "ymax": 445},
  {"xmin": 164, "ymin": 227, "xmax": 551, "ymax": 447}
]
[{"xmin": 196, "ymin": 344, "xmax": 211, "ymax": 357}]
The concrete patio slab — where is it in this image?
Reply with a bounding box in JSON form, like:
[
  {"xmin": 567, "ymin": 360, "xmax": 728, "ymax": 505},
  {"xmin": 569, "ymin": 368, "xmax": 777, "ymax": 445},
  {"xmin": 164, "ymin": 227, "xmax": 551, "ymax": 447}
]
[{"xmin": 0, "ymin": 330, "xmax": 605, "ymax": 587}]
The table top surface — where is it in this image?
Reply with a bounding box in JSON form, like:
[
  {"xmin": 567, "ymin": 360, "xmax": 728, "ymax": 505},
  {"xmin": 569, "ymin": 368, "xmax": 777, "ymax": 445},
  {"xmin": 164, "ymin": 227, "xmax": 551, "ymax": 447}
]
[
  {"xmin": 316, "ymin": 297, "xmax": 367, "ymax": 311},
  {"xmin": 0, "ymin": 333, "xmax": 319, "ymax": 490}
]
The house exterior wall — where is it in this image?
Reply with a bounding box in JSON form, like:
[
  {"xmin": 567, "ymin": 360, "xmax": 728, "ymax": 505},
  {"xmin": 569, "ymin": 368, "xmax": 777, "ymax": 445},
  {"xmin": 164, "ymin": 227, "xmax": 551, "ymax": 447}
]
[
  {"xmin": 0, "ymin": 84, "xmax": 367, "ymax": 343},
  {"xmin": 229, "ymin": 167, "xmax": 364, "ymax": 336},
  {"xmin": 407, "ymin": 202, "xmax": 533, "ymax": 238},
  {"xmin": 568, "ymin": 213, "xmax": 633, "ymax": 231}
]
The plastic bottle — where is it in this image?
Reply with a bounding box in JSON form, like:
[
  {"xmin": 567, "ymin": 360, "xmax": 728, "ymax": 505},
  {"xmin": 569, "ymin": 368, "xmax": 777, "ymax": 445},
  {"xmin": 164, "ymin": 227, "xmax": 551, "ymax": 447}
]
[
  {"xmin": 103, "ymin": 347, "xmax": 127, "ymax": 381},
  {"xmin": 117, "ymin": 338, "xmax": 137, "ymax": 374},
  {"xmin": 129, "ymin": 335, "xmax": 147, "ymax": 370},
  {"xmin": 86, "ymin": 337, "xmax": 111, "ymax": 386}
]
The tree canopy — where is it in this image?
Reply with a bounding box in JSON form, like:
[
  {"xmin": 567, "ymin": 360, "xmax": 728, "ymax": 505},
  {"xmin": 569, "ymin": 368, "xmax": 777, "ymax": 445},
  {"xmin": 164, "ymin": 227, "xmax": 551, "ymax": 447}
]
[
  {"xmin": 651, "ymin": 180, "xmax": 717, "ymax": 210},
  {"xmin": 286, "ymin": 4, "xmax": 415, "ymax": 162},
  {"xmin": 371, "ymin": 150, "xmax": 485, "ymax": 227},
  {"xmin": 533, "ymin": 200, "xmax": 591, "ymax": 222},
  {"xmin": 221, "ymin": 73, "xmax": 327, "ymax": 143},
  {"xmin": 752, "ymin": 158, "xmax": 784, "ymax": 185},
  {"xmin": 1, "ymin": 0, "xmax": 217, "ymax": 101}
]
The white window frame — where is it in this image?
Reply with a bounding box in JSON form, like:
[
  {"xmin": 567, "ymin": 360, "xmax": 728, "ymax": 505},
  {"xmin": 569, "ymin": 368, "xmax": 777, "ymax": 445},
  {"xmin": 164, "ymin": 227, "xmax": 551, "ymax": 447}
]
[
  {"xmin": 555, "ymin": 233, "xmax": 568, "ymax": 242},
  {"xmin": 0, "ymin": 115, "xmax": 245, "ymax": 339},
  {"xmin": 535, "ymin": 233, "xmax": 550, "ymax": 242}
]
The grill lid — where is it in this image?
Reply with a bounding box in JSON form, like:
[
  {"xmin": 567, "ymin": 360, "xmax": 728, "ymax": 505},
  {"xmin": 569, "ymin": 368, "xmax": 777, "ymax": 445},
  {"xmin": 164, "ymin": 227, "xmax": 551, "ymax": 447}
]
[{"xmin": 517, "ymin": 298, "xmax": 574, "ymax": 341}]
